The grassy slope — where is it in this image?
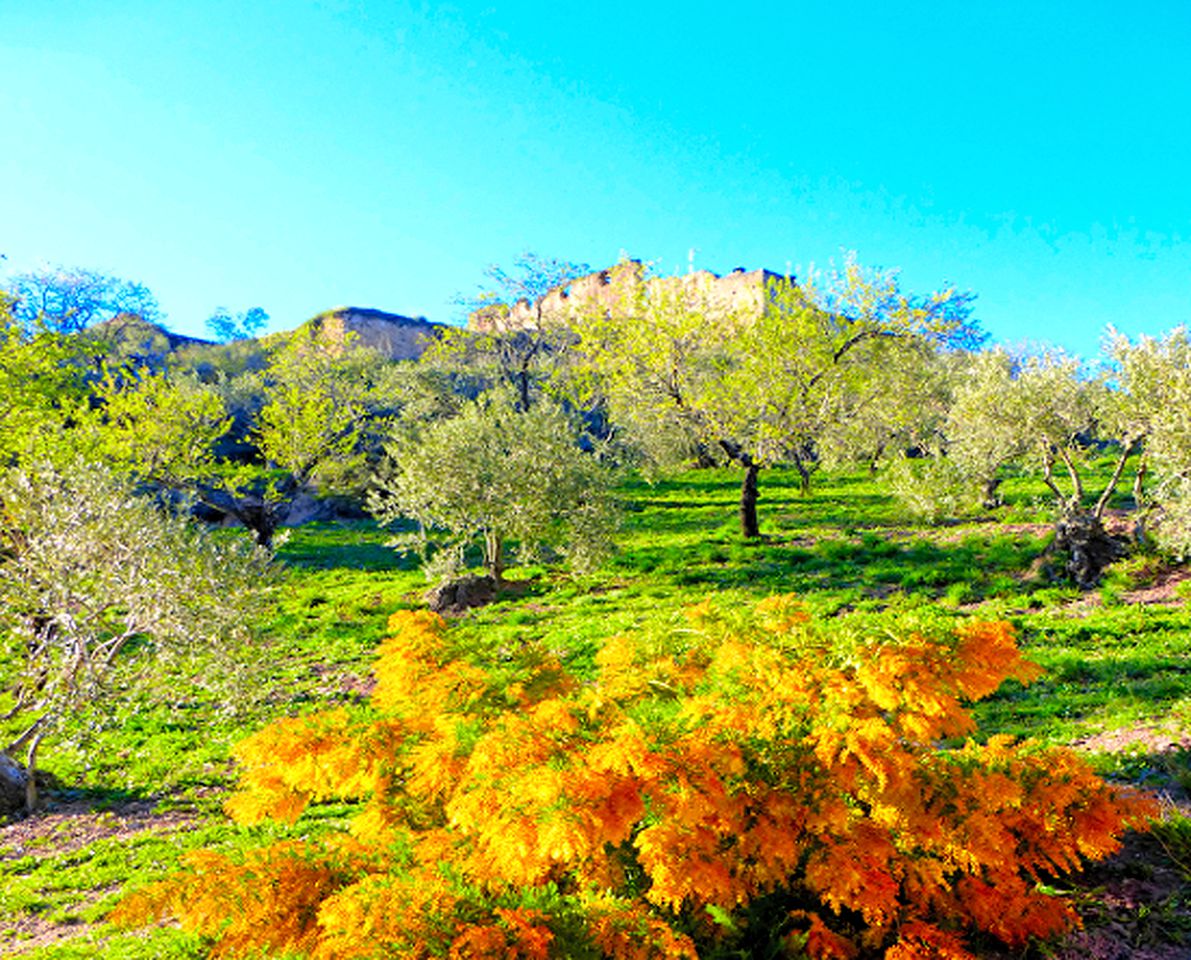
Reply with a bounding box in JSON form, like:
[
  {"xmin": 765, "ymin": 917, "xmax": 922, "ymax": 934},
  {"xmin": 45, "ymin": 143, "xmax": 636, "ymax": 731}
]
[{"xmin": 2, "ymin": 466, "xmax": 1189, "ymax": 957}]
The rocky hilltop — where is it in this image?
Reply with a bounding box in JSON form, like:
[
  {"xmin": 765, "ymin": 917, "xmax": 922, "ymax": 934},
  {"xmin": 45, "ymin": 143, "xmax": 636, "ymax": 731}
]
[
  {"xmin": 306, "ymin": 306, "xmax": 444, "ymax": 360},
  {"xmin": 470, "ymin": 261, "xmax": 788, "ymax": 332}
]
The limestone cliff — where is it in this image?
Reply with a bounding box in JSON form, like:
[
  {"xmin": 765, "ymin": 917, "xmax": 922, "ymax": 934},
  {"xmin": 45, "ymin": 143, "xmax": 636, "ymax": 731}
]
[{"xmin": 307, "ymin": 306, "xmax": 445, "ymax": 360}]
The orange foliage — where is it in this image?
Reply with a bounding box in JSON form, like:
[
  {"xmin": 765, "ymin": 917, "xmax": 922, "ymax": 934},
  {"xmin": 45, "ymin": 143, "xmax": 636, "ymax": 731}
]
[
  {"xmin": 110, "ymin": 842, "xmax": 345, "ymax": 958},
  {"xmin": 113, "ymin": 599, "xmax": 1156, "ymax": 958}
]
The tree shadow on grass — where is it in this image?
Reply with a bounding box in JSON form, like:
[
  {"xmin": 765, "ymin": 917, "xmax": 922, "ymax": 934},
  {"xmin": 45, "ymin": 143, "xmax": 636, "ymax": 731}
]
[
  {"xmin": 275, "ymin": 521, "xmax": 419, "ymax": 572},
  {"xmin": 616, "ymin": 530, "xmax": 1048, "ymax": 605}
]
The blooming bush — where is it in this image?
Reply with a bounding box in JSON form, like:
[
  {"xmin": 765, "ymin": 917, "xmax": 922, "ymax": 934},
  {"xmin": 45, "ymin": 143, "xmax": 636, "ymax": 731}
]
[{"xmin": 113, "ymin": 598, "xmax": 1155, "ymax": 958}]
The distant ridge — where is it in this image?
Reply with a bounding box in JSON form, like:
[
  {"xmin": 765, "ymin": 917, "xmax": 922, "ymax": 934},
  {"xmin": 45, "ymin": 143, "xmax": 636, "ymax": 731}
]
[
  {"xmin": 86, "ymin": 314, "xmax": 214, "ymax": 369},
  {"xmin": 80, "ymin": 305, "xmax": 447, "ymax": 366},
  {"xmin": 92, "ymin": 313, "xmax": 213, "ymax": 350}
]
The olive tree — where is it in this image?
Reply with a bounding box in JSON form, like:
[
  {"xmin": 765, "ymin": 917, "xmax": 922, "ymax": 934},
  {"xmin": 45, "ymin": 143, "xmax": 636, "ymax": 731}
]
[
  {"xmin": 708, "ymin": 268, "xmax": 975, "ymax": 502},
  {"xmin": 437, "ymin": 252, "xmax": 591, "ymax": 412},
  {"xmin": 92, "ymin": 325, "xmax": 383, "ymax": 547},
  {"xmin": 369, "ymin": 393, "xmax": 616, "ymax": 584},
  {"xmin": 0, "ymin": 459, "xmax": 269, "ymax": 814},
  {"xmin": 1106, "ymin": 326, "xmax": 1191, "ymax": 556},
  {"xmin": 0, "ymin": 292, "xmax": 92, "ymax": 464},
  {"xmin": 570, "ymin": 256, "xmax": 977, "ymax": 537},
  {"xmin": 899, "ymin": 349, "xmax": 1139, "ymax": 585}
]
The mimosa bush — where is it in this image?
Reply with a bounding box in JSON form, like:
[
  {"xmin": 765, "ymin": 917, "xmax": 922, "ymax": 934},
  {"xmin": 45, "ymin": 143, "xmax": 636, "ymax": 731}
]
[{"xmin": 113, "ymin": 598, "xmax": 1155, "ymax": 959}]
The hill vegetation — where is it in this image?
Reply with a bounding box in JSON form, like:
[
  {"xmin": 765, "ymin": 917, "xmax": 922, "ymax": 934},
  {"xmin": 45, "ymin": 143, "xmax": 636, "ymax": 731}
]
[{"xmin": 1, "ymin": 256, "xmax": 1190, "ymax": 957}]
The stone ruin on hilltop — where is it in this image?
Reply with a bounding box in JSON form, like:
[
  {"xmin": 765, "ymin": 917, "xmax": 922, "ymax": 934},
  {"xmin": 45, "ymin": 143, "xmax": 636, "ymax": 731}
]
[{"xmin": 468, "ymin": 261, "xmax": 789, "ymax": 332}]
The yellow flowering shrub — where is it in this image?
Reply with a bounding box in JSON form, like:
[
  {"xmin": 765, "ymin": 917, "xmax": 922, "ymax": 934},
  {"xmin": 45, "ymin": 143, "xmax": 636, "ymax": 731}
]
[{"xmin": 112, "ymin": 599, "xmax": 1156, "ymax": 958}]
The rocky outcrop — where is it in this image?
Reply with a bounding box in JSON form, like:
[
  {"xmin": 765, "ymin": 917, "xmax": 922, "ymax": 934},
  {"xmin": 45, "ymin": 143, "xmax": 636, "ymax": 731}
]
[
  {"xmin": 310, "ymin": 307, "xmax": 445, "ymax": 361},
  {"xmin": 424, "ymin": 574, "xmax": 498, "ymax": 614},
  {"xmin": 0, "ymin": 752, "xmax": 30, "ymax": 817},
  {"xmin": 469, "ymin": 261, "xmax": 788, "ymax": 333},
  {"xmin": 82, "ymin": 307, "xmax": 445, "ymax": 368}
]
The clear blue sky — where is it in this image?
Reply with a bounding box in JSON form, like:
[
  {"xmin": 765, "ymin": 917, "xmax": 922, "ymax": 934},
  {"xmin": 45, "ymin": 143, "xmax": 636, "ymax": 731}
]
[{"xmin": 3, "ymin": 1, "xmax": 1190, "ymax": 359}]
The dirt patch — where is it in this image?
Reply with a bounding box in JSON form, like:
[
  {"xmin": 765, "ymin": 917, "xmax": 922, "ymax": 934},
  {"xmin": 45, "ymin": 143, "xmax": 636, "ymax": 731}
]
[
  {"xmin": 1029, "ymin": 829, "xmax": 1191, "ymax": 960},
  {"xmin": 1045, "ymin": 721, "xmax": 1191, "ymax": 958},
  {"xmin": 1073, "ymin": 721, "xmax": 1191, "ymax": 760},
  {"xmin": 887, "ymin": 520, "xmax": 1054, "ymax": 545},
  {"xmin": 2, "ymin": 885, "xmax": 117, "ymax": 957},
  {"xmin": 1123, "ymin": 566, "xmax": 1191, "ymax": 606},
  {"xmin": 1, "ymin": 797, "xmax": 202, "ymax": 956},
  {"xmin": 1, "ymin": 798, "xmax": 199, "ymax": 861}
]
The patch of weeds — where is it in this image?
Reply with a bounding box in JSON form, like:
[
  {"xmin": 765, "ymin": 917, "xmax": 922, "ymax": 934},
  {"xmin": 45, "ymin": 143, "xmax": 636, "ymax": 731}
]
[
  {"xmin": 1152, "ymin": 808, "xmax": 1191, "ymax": 880},
  {"xmin": 816, "ymin": 539, "xmax": 863, "ymax": 564},
  {"xmin": 982, "ymin": 574, "xmax": 1021, "ymax": 599},
  {"xmin": 941, "ymin": 581, "xmax": 975, "ymax": 606},
  {"xmin": 1099, "ymin": 581, "xmax": 1129, "ymax": 607},
  {"xmin": 1028, "ymin": 585, "xmax": 1081, "ymax": 608},
  {"xmin": 1105, "ymin": 553, "xmax": 1168, "ymax": 590},
  {"xmin": 867, "ymin": 559, "xmax": 909, "ymax": 585},
  {"xmin": 858, "ymin": 530, "xmax": 900, "ymax": 557},
  {"xmin": 1159, "ymin": 747, "xmax": 1191, "ymax": 796},
  {"xmin": 502, "ymin": 608, "xmax": 542, "ymax": 626},
  {"xmin": 11, "ymin": 928, "xmax": 210, "ymax": 959},
  {"xmin": 275, "ymin": 520, "xmax": 414, "ymax": 572},
  {"xmin": 900, "ymin": 565, "xmax": 951, "ymax": 589},
  {"xmin": 810, "ymin": 587, "xmax": 868, "ymax": 616}
]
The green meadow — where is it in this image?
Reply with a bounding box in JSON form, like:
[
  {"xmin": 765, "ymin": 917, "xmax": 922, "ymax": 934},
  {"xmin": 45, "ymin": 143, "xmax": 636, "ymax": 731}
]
[{"xmin": 2, "ymin": 465, "xmax": 1189, "ymax": 958}]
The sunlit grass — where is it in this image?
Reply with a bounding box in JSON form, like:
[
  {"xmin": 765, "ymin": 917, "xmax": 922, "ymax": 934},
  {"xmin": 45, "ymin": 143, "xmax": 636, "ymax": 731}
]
[{"xmin": 4, "ymin": 463, "xmax": 1189, "ymax": 958}]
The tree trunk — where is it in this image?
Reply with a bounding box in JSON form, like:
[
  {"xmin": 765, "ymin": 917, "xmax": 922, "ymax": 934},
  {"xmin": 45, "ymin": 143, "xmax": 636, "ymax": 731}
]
[
  {"xmin": 692, "ymin": 442, "xmax": 718, "ymax": 469},
  {"xmin": 790, "ymin": 451, "xmax": 812, "ymax": 495},
  {"xmin": 24, "ymin": 731, "xmax": 45, "ymax": 813},
  {"xmin": 197, "ymin": 479, "xmax": 296, "ymax": 549},
  {"xmin": 981, "ymin": 475, "xmax": 1002, "ymax": 510},
  {"xmin": 1053, "ymin": 509, "xmax": 1127, "ymax": 589},
  {"xmin": 229, "ymin": 492, "xmax": 293, "ymax": 548},
  {"xmin": 1131, "ymin": 460, "xmax": 1151, "ymax": 546},
  {"xmin": 717, "ymin": 439, "xmax": 763, "ymax": 539},
  {"xmin": 867, "ymin": 442, "xmax": 886, "ymax": 477},
  {"xmin": 243, "ymin": 507, "xmax": 283, "ymax": 549},
  {"xmin": 739, "ymin": 462, "xmax": 760, "ymax": 539},
  {"xmin": 484, "ymin": 532, "xmax": 505, "ymax": 586}
]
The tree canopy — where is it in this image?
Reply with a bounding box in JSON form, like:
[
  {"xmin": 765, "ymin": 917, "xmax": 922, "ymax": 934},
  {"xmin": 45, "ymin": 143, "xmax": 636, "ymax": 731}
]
[
  {"xmin": 0, "ymin": 458, "xmax": 269, "ymax": 812},
  {"xmin": 90, "ymin": 325, "xmax": 383, "ymax": 546},
  {"xmin": 369, "ymin": 391, "xmax": 616, "ymax": 583},
  {"xmin": 4, "ymin": 265, "xmax": 162, "ymax": 334},
  {"xmin": 568, "ymin": 256, "xmax": 978, "ymax": 536}
]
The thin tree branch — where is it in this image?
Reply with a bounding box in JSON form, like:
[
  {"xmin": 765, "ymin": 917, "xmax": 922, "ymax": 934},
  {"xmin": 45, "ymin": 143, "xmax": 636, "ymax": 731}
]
[{"xmin": 1093, "ymin": 439, "xmax": 1138, "ymax": 519}]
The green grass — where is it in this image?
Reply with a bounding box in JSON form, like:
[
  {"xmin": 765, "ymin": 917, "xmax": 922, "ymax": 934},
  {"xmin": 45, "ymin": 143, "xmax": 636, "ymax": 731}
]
[{"xmin": 3, "ymin": 464, "xmax": 1189, "ymax": 958}]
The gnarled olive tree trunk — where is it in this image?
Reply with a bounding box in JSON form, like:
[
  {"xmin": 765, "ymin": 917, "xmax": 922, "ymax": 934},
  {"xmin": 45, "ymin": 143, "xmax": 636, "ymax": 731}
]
[
  {"xmin": 1043, "ymin": 441, "xmax": 1137, "ymax": 588},
  {"xmin": 1053, "ymin": 509, "xmax": 1127, "ymax": 589}
]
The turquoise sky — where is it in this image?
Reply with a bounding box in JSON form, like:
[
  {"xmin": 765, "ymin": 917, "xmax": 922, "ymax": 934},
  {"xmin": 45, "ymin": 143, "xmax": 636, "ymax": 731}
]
[{"xmin": 2, "ymin": 1, "xmax": 1189, "ymax": 358}]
